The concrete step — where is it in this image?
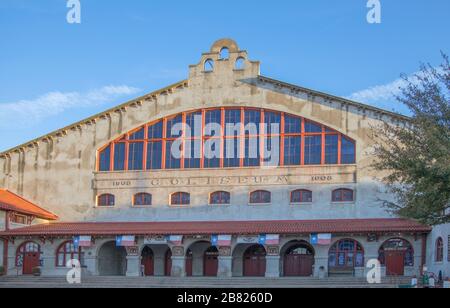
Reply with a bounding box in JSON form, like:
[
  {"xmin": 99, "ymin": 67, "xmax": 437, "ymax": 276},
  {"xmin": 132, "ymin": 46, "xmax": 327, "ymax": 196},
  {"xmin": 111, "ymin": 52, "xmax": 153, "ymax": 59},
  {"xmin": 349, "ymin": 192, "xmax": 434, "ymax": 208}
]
[{"xmin": 0, "ymin": 276, "xmax": 412, "ymax": 288}]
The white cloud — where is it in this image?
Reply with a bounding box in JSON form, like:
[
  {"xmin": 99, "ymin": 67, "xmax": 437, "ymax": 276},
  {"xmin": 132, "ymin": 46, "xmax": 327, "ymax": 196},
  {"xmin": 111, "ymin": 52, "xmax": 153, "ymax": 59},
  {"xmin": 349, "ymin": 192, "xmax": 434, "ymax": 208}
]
[
  {"xmin": 347, "ymin": 68, "xmax": 442, "ymax": 115},
  {"xmin": 347, "ymin": 77, "xmax": 408, "ymax": 103},
  {"xmin": 0, "ymin": 85, "xmax": 141, "ymax": 126}
]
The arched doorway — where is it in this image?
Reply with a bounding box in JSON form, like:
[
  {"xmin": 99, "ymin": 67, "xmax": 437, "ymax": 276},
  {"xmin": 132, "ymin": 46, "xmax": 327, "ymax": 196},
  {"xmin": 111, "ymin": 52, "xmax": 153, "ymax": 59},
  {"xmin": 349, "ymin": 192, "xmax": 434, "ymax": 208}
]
[
  {"xmin": 141, "ymin": 246, "xmax": 154, "ymax": 276},
  {"xmin": 283, "ymin": 241, "xmax": 315, "ymax": 277},
  {"xmin": 243, "ymin": 245, "xmax": 266, "ymax": 277},
  {"xmin": 98, "ymin": 241, "xmax": 127, "ymax": 276},
  {"xmin": 379, "ymin": 238, "xmax": 414, "ymax": 276},
  {"xmin": 165, "ymin": 249, "xmax": 172, "ymax": 276},
  {"xmin": 16, "ymin": 242, "xmax": 41, "ymax": 275},
  {"xmin": 328, "ymin": 239, "xmax": 364, "ymax": 275},
  {"xmin": 203, "ymin": 246, "xmax": 219, "ymax": 277},
  {"xmin": 185, "ymin": 241, "xmax": 218, "ymax": 277}
]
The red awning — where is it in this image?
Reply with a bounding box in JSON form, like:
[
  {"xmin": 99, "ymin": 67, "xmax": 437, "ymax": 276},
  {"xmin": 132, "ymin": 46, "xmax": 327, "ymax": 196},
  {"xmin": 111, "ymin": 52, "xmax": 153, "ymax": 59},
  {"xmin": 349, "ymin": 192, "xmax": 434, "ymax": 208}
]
[
  {"xmin": 0, "ymin": 218, "xmax": 430, "ymax": 237},
  {"xmin": 0, "ymin": 189, "xmax": 58, "ymax": 220}
]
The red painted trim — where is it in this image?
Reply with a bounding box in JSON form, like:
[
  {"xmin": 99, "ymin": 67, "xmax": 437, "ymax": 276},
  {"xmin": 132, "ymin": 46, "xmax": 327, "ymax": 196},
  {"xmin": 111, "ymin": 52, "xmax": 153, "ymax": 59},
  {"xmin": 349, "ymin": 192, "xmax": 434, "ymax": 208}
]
[
  {"xmin": 2, "ymin": 238, "xmax": 8, "ymax": 275},
  {"xmin": 421, "ymin": 234, "xmax": 427, "ymax": 275},
  {"xmin": 5, "ymin": 211, "xmax": 10, "ymax": 231}
]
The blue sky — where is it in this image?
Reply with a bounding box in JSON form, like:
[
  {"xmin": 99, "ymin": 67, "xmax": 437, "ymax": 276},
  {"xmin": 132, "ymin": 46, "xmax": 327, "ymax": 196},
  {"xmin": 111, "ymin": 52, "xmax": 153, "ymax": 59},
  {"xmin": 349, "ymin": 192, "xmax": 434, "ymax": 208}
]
[{"xmin": 0, "ymin": 0, "xmax": 449, "ymax": 152}]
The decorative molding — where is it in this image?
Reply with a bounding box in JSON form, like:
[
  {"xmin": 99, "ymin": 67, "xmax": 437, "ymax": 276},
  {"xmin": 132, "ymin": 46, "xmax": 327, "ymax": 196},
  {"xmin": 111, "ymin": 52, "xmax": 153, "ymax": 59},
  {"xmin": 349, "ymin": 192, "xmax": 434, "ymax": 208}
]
[{"xmin": 172, "ymin": 246, "xmax": 184, "ymax": 257}]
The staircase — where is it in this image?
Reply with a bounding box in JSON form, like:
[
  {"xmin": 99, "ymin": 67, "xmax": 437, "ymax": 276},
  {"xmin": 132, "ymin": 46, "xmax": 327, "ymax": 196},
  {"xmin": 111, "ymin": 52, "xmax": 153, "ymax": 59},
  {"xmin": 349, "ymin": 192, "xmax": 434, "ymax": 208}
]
[{"xmin": 0, "ymin": 276, "xmax": 412, "ymax": 288}]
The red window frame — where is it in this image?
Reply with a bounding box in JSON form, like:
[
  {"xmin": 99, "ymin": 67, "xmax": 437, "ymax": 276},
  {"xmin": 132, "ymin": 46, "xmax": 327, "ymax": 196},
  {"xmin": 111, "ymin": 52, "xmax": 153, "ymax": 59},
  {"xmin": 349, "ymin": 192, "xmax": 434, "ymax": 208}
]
[
  {"xmin": 133, "ymin": 193, "xmax": 152, "ymax": 206},
  {"xmin": 171, "ymin": 192, "xmax": 190, "ymax": 206},
  {"xmin": 290, "ymin": 189, "xmax": 313, "ymax": 203},
  {"xmin": 329, "ymin": 239, "xmax": 364, "ymax": 268},
  {"xmin": 209, "ymin": 191, "xmax": 231, "ymax": 205},
  {"xmin": 97, "ymin": 194, "xmax": 115, "ymax": 207},
  {"xmin": 97, "ymin": 108, "xmax": 356, "ymax": 172},
  {"xmin": 249, "ymin": 190, "xmax": 271, "ymax": 204},
  {"xmin": 332, "ymin": 189, "xmax": 354, "ymax": 202},
  {"xmin": 56, "ymin": 241, "xmax": 84, "ymax": 267},
  {"xmin": 436, "ymin": 237, "xmax": 444, "ymax": 262}
]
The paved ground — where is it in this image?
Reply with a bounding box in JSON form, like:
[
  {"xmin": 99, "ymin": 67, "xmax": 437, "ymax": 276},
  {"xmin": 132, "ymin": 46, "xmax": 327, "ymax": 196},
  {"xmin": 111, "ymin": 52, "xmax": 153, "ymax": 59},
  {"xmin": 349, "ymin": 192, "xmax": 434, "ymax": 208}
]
[{"xmin": 0, "ymin": 276, "xmax": 412, "ymax": 288}]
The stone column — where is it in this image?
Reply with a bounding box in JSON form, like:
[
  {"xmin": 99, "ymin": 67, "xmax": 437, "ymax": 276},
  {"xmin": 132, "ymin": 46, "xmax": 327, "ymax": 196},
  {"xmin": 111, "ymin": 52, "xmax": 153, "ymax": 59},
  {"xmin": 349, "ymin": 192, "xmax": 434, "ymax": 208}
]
[
  {"xmin": 171, "ymin": 246, "xmax": 185, "ymax": 277},
  {"xmin": 265, "ymin": 246, "xmax": 280, "ymax": 278},
  {"xmin": 82, "ymin": 250, "xmax": 97, "ymax": 276},
  {"xmin": 125, "ymin": 246, "xmax": 141, "ymax": 277},
  {"xmin": 218, "ymin": 246, "xmax": 233, "ymax": 278}
]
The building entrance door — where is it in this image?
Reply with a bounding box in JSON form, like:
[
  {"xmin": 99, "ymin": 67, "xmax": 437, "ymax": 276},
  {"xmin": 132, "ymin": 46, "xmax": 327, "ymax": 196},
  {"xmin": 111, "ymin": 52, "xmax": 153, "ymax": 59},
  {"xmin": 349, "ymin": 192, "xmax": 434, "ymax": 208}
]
[
  {"xmin": 203, "ymin": 247, "xmax": 219, "ymax": 277},
  {"xmin": 243, "ymin": 245, "xmax": 266, "ymax": 277},
  {"xmin": 386, "ymin": 251, "xmax": 405, "ymax": 276},
  {"xmin": 23, "ymin": 252, "xmax": 40, "ymax": 275},
  {"xmin": 141, "ymin": 247, "xmax": 154, "ymax": 276}
]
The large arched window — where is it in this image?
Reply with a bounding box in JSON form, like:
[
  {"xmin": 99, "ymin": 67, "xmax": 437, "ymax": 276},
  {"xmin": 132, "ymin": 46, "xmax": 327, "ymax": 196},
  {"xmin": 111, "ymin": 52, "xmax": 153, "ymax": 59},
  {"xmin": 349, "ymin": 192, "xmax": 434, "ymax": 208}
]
[
  {"xmin": 56, "ymin": 241, "xmax": 84, "ymax": 267},
  {"xmin": 329, "ymin": 239, "xmax": 364, "ymax": 268},
  {"xmin": 209, "ymin": 191, "xmax": 231, "ymax": 205},
  {"xmin": 332, "ymin": 189, "xmax": 354, "ymax": 202},
  {"xmin": 97, "ymin": 108, "xmax": 356, "ymax": 172},
  {"xmin": 291, "ymin": 189, "xmax": 313, "ymax": 203},
  {"xmin": 97, "ymin": 194, "xmax": 115, "ymax": 207},
  {"xmin": 133, "ymin": 193, "xmax": 152, "ymax": 206},
  {"xmin": 171, "ymin": 192, "xmax": 190, "ymax": 206},
  {"xmin": 436, "ymin": 237, "xmax": 444, "ymax": 262},
  {"xmin": 250, "ymin": 190, "xmax": 271, "ymax": 204}
]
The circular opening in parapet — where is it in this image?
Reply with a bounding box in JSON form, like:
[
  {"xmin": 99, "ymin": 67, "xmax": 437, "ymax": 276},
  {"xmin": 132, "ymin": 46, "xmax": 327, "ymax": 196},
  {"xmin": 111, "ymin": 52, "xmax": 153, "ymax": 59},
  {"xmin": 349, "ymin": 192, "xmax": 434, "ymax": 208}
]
[
  {"xmin": 219, "ymin": 47, "xmax": 230, "ymax": 60},
  {"xmin": 235, "ymin": 57, "xmax": 245, "ymax": 70},
  {"xmin": 204, "ymin": 59, "xmax": 214, "ymax": 72}
]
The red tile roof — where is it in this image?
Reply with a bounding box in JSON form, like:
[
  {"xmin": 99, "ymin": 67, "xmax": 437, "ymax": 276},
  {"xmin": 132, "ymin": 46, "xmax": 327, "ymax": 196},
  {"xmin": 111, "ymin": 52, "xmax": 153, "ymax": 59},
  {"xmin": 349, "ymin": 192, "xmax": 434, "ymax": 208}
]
[
  {"xmin": 0, "ymin": 189, "xmax": 58, "ymax": 220},
  {"xmin": 0, "ymin": 218, "xmax": 430, "ymax": 236}
]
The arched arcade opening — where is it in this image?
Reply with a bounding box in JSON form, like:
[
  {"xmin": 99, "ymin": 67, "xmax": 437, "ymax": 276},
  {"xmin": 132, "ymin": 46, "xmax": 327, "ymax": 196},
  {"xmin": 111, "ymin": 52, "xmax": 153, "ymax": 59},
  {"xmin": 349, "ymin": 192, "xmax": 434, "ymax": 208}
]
[{"xmin": 98, "ymin": 241, "xmax": 127, "ymax": 276}]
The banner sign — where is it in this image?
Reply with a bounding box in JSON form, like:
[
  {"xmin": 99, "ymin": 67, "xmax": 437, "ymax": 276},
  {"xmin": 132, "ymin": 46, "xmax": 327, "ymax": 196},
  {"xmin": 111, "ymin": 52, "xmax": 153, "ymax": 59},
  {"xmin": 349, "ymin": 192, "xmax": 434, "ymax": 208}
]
[
  {"xmin": 237, "ymin": 235, "xmax": 260, "ymax": 244},
  {"xmin": 261, "ymin": 234, "xmax": 280, "ymax": 245},
  {"xmin": 73, "ymin": 236, "xmax": 92, "ymax": 248},
  {"xmin": 311, "ymin": 234, "xmax": 332, "ymax": 245},
  {"xmin": 167, "ymin": 235, "xmax": 183, "ymax": 245},
  {"xmin": 144, "ymin": 236, "xmax": 168, "ymax": 245},
  {"xmin": 211, "ymin": 235, "xmax": 232, "ymax": 247},
  {"xmin": 116, "ymin": 235, "xmax": 136, "ymax": 247}
]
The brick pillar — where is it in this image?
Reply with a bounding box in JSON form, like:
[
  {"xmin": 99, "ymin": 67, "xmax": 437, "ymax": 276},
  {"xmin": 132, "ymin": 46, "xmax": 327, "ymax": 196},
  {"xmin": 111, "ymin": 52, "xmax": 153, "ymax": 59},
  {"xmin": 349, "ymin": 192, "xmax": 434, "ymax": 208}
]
[
  {"xmin": 218, "ymin": 246, "xmax": 233, "ymax": 278},
  {"xmin": 125, "ymin": 246, "xmax": 141, "ymax": 277},
  {"xmin": 265, "ymin": 246, "xmax": 280, "ymax": 278},
  {"xmin": 171, "ymin": 246, "xmax": 186, "ymax": 277}
]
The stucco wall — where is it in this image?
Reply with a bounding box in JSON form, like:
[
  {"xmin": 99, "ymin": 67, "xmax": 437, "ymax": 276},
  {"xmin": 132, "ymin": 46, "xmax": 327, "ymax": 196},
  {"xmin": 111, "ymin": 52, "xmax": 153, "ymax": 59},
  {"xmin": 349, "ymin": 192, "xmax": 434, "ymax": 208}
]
[
  {"xmin": 427, "ymin": 223, "xmax": 450, "ymax": 278},
  {"xmin": 0, "ymin": 40, "xmax": 406, "ymax": 223}
]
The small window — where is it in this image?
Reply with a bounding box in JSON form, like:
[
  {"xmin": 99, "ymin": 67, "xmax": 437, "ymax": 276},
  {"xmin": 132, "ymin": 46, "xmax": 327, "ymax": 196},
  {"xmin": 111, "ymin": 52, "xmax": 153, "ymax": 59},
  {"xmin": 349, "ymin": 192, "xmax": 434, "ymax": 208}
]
[
  {"xmin": 97, "ymin": 194, "xmax": 115, "ymax": 207},
  {"xmin": 291, "ymin": 190, "xmax": 313, "ymax": 203},
  {"xmin": 220, "ymin": 47, "xmax": 229, "ymax": 60},
  {"xmin": 10, "ymin": 213, "xmax": 28, "ymax": 225},
  {"xmin": 436, "ymin": 237, "xmax": 444, "ymax": 262},
  {"xmin": 204, "ymin": 59, "xmax": 214, "ymax": 72},
  {"xmin": 332, "ymin": 189, "xmax": 354, "ymax": 202},
  {"xmin": 171, "ymin": 192, "xmax": 190, "ymax": 206},
  {"xmin": 250, "ymin": 190, "xmax": 271, "ymax": 204},
  {"xmin": 134, "ymin": 193, "xmax": 152, "ymax": 206},
  {"xmin": 235, "ymin": 57, "xmax": 245, "ymax": 70},
  {"xmin": 210, "ymin": 191, "xmax": 231, "ymax": 205}
]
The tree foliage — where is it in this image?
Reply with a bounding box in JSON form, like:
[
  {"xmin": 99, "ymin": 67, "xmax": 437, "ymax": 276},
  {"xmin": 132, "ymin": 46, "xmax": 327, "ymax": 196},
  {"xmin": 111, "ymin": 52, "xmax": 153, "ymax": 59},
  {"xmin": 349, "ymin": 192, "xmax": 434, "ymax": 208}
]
[{"xmin": 372, "ymin": 53, "xmax": 450, "ymax": 225}]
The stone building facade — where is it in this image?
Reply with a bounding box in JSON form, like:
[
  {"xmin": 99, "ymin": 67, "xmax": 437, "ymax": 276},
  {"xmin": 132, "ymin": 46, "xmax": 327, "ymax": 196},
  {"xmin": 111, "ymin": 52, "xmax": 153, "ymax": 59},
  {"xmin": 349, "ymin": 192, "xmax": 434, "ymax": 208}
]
[{"xmin": 0, "ymin": 39, "xmax": 438, "ymax": 279}]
